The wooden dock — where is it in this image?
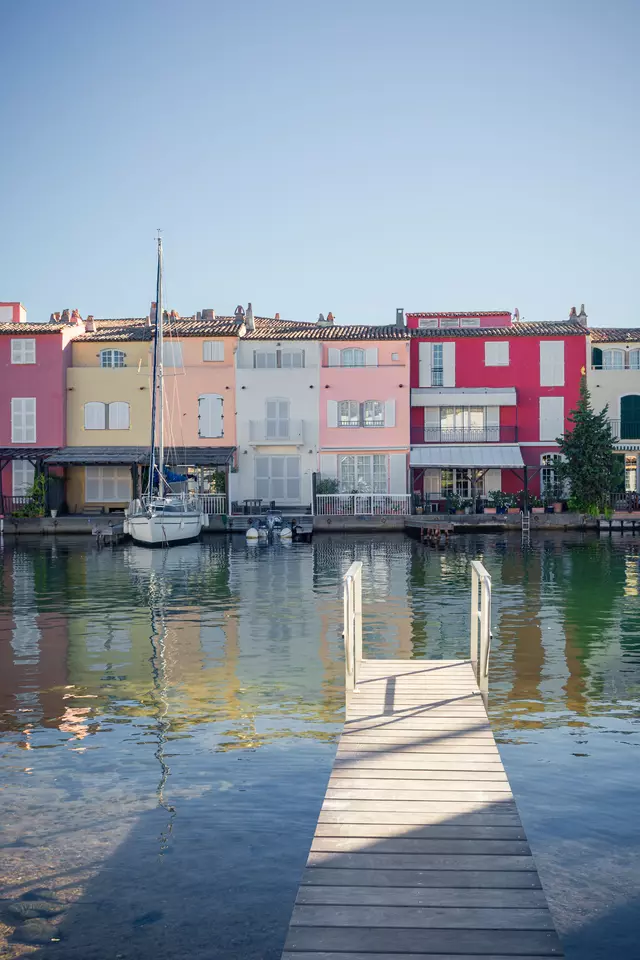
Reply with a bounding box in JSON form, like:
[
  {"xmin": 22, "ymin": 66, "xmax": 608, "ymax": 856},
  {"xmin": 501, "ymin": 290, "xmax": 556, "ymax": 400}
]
[{"xmin": 281, "ymin": 563, "xmax": 563, "ymax": 959}]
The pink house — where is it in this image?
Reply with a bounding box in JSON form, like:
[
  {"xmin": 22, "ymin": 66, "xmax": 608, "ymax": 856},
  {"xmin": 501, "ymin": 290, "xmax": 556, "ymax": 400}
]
[
  {"xmin": 318, "ymin": 324, "xmax": 411, "ymax": 508},
  {"xmin": 0, "ymin": 305, "xmax": 83, "ymax": 507}
]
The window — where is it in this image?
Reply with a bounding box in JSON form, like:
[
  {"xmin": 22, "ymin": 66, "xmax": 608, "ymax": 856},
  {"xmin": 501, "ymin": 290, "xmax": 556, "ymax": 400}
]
[
  {"xmin": 485, "ymin": 341, "xmax": 509, "ymax": 366},
  {"xmin": 266, "ymin": 399, "xmax": 290, "ymax": 439},
  {"xmin": 391, "ymin": 352, "xmax": 399, "ymax": 361},
  {"xmin": 441, "ymin": 469, "xmax": 484, "ymax": 498},
  {"xmin": 541, "ymin": 454, "xmax": 563, "ymax": 499},
  {"xmin": 11, "ymin": 339, "xmax": 36, "ymax": 364},
  {"xmin": 539, "ymin": 396, "xmax": 564, "ymax": 441},
  {"xmin": 630, "ymin": 350, "xmax": 640, "ymax": 370},
  {"xmin": 162, "ymin": 341, "xmax": 183, "ymax": 368},
  {"xmin": 11, "ymin": 398, "xmax": 36, "ymax": 443},
  {"xmin": 540, "ymin": 340, "xmax": 565, "ymax": 386},
  {"xmin": 603, "ymin": 349, "xmax": 624, "ymax": 370},
  {"xmin": 255, "ymin": 455, "xmax": 300, "ymax": 501},
  {"xmin": 625, "ymin": 454, "xmax": 638, "ymax": 493},
  {"xmin": 254, "ymin": 350, "xmax": 277, "ymax": 368},
  {"xmin": 363, "ymin": 400, "xmax": 384, "ymax": 427},
  {"xmin": 84, "ymin": 402, "xmax": 130, "ymax": 430},
  {"xmin": 341, "ymin": 348, "xmax": 365, "ymax": 367},
  {"xmin": 440, "ymin": 319, "xmax": 460, "ymax": 329},
  {"xmin": 338, "ymin": 455, "xmax": 387, "ymax": 493},
  {"xmin": 12, "ymin": 460, "xmax": 35, "ymax": 496},
  {"xmin": 439, "ymin": 406, "xmax": 486, "ymax": 441},
  {"xmin": 281, "ymin": 350, "xmax": 304, "ymax": 368},
  {"xmin": 460, "ymin": 317, "xmax": 481, "ymax": 328},
  {"xmin": 203, "ymin": 341, "xmax": 224, "ymax": 362},
  {"xmin": 620, "ymin": 395, "xmax": 640, "ymax": 440},
  {"xmin": 338, "ymin": 400, "xmax": 360, "ymax": 427},
  {"xmin": 85, "ymin": 466, "xmax": 131, "ymax": 503},
  {"xmin": 100, "ymin": 349, "xmax": 126, "ymax": 368},
  {"xmin": 431, "ymin": 343, "xmax": 444, "ymax": 386},
  {"xmin": 418, "ymin": 319, "xmax": 438, "ymax": 329},
  {"xmin": 198, "ymin": 394, "xmax": 224, "ymax": 438}
]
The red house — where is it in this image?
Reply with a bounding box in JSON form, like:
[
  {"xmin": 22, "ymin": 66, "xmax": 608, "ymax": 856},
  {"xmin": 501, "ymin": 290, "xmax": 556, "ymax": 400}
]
[
  {"xmin": 406, "ymin": 310, "xmax": 588, "ymax": 506},
  {"xmin": 0, "ymin": 305, "xmax": 83, "ymax": 509}
]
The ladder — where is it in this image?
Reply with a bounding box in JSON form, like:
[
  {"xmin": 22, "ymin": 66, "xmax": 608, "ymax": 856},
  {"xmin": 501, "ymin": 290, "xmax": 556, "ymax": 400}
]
[{"xmin": 521, "ymin": 509, "xmax": 531, "ymax": 544}]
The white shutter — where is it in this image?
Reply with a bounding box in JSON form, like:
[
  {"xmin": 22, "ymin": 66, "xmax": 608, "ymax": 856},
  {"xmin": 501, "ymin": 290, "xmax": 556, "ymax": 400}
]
[
  {"xmin": 384, "ymin": 399, "xmax": 396, "ymax": 428},
  {"xmin": 115, "ymin": 467, "xmax": 132, "ymax": 501},
  {"xmin": 483, "ymin": 468, "xmax": 502, "ymax": 495},
  {"xmin": 108, "ymin": 402, "xmax": 130, "ymax": 430},
  {"xmin": 418, "ymin": 342, "xmax": 432, "ymax": 387},
  {"xmin": 319, "ymin": 454, "xmax": 338, "ymax": 479},
  {"xmin": 85, "ymin": 467, "xmax": 100, "ymax": 501},
  {"xmin": 424, "ymin": 406, "xmax": 439, "ymax": 442},
  {"xmin": 485, "ymin": 341, "xmax": 509, "ymax": 366},
  {"xmin": 199, "ymin": 395, "xmax": 224, "ymax": 438},
  {"xmin": 365, "ymin": 347, "xmax": 378, "ymax": 367},
  {"xmin": 442, "ymin": 342, "xmax": 456, "ymax": 386},
  {"xmin": 540, "ymin": 341, "xmax": 564, "ymax": 386},
  {"xmin": 12, "ymin": 460, "xmax": 35, "ymax": 496},
  {"xmin": 327, "ymin": 400, "xmax": 338, "ymax": 428},
  {"xmin": 84, "ymin": 402, "xmax": 106, "ymax": 430},
  {"xmin": 255, "ymin": 457, "xmax": 270, "ymax": 500},
  {"xmin": 388, "ymin": 453, "xmax": 406, "ymax": 494},
  {"xmin": 327, "ymin": 348, "xmax": 340, "ymax": 367},
  {"xmin": 286, "ymin": 456, "xmax": 301, "ymax": 500},
  {"xmin": 539, "ymin": 396, "xmax": 564, "ymax": 441},
  {"xmin": 163, "ymin": 341, "xmax": 183, "ymax": 368},
  {"xmin": 11, "ymin": 398, "xmax": 36, "ymax": 442},
  {"xmin": 11, "ymin": 339, "xmax": 36, "ymax": 364},
  {"xmin": 485, "ymin": 406, "xmax": 499, "ymax": 441},
  {"xmin": 203, "ymin": 341, "xmax": 224, "ymax": 361}
]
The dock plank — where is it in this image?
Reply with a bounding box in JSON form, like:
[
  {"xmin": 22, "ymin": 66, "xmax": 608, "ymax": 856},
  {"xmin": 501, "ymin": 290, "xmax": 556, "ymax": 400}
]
[{"xmin": 279, "ymin": 659, "xmax": 563, "ymax": 958}]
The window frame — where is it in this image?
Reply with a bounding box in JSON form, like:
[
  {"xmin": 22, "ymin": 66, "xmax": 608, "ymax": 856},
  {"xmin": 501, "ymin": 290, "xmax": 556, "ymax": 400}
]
[
  {"xmin": 341, "ymin": 348, "xmax": 366, "ymax": 367},
  {"xmin": 11, "ymin": 397, "xmax": 36, "ymax": 443},
  {"xmin": 203, "ymin": 341, "xmax": 224, "ymax": 362},
  {"xmin": 99, "ymin": 349, "xmax": 126, "ymax": 368},
  {"xmin": 431, "ymin": 343, "xmax": 444, "ymax": 386},
  {"xmin": 338, "ymin": 400, "xmax": 360, "ymax": 427},
  {"xmin": 85, "ymin": 465, "xmax": 131, "ymax": 503},
  {"xmin": 602, "ymin": 348, "xmax": 624, "ymax": 371},
  {"xmin": 12, "ymin": 460, "xmax": 35, "ymax": 496},
  {"xmin": 362, "ymin": 400, "xmax": 385, "ymax": 428},
  {"xmin": 11, "ymin": 338, "xmax": 36, "ymax": 364}
]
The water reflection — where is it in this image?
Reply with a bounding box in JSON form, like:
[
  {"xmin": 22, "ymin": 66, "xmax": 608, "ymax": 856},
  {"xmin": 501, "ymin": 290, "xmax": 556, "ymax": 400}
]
[{"xmin": 0, "ymin": 533, "xmax": 639, "ymax": 958}]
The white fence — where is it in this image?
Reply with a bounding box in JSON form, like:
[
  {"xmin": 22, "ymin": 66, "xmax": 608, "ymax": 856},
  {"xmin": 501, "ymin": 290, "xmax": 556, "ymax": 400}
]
[
  {"xmin": 316, "ymin": 494, "xmax": 411, "ymax": 516},
  {"xmin": 195, "ymin": 494, "xmax": 227, "ymax": 514}
]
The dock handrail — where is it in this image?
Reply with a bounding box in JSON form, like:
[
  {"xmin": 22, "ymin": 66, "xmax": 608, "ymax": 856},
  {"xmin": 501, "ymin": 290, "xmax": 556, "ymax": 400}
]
[
  {"xmin": 342, "ymin": 561, "xmax": 363, "ymax": 692},
  {"xmin": 470, "ymin": 559, "xmax": 492, "ymax": 705}
]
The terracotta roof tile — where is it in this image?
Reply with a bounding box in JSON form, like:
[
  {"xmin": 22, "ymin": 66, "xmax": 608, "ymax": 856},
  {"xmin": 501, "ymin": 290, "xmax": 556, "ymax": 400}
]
[
  {"xmin": 590, "ymin": 328, "xmax": 640, "ymax": 343},
  {"xmin": 407, "ymin": 311, "xmax": 512, "ymax": 318},
  {"xmin": 244, "ymin": 317, "xmax": 410, "ymax": 340},
  {"xmin": 409, "ymin": 321, "xmax": 588, "ymax": 338},
  {"xmin": 0, "ymin": 323, "xmax": 68, "ymax": 335}
]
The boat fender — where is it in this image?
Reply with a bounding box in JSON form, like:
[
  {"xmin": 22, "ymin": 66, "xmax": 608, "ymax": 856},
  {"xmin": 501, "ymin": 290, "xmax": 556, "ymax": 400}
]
[
  {"xmin": 246, "ymin": 527, "xmax": 259, "ymax": 540},
  {"xmin": 280, "ymin": 526, "xmax": 293, "ymax": 539}
]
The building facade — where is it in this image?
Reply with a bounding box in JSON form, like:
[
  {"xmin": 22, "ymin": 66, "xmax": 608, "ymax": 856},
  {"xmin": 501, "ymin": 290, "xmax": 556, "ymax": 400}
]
[
  {"xmin": 407, "ymin": 312, "xmax": 588, "ymax": 504},
  {"xmin": 318, "ymin": 328, "xmax": 410, "ymax": 503},
  {"xmin": 588, "ymin": 328, "xmax": 640, "ymax": 493}
]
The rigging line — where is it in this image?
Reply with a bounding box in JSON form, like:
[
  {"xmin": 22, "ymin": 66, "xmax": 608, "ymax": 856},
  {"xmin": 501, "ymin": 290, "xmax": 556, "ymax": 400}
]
[{"xmin": 148, "ymin": 569, "xmax": 177, "ymax": 852}]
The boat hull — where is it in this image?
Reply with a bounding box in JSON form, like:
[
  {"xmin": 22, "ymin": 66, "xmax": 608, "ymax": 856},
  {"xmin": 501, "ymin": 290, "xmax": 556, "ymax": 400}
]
[{"xmin": 129, "ymin": 513, "xmax": 203, "ymax": 547}]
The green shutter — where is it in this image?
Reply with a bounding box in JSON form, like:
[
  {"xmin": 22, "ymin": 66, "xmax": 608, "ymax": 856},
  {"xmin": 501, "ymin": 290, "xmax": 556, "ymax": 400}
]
[
  {"xmin": 621, "ymin": 395, "xmax": 640, "ymax": 440},
  {"xmin": 592, "ymin": 347, "xmax": 603, "ymax": 368}
]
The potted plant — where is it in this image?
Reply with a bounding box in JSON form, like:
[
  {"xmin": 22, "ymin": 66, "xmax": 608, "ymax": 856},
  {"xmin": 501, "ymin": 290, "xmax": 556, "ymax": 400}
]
[
  {"xmin": 316, "ymin": 477, "xmax": 339, "ymax": 514},
  {"xmin": 483, "ymin": 490, "xmax": 498, "ymax": 515},
  {"xmin": 446, "ymin": 493, "xmax": 462, "ymax": 514},
  {"xmin": 486, "ymin": 490, "xmax": 509, "ymax": 514},
  {"xmin": 529, "ymin": 495, "xmax": 545, "ymax": 514},
  {"xmin": 506, "ymin": 492, "xmax": 521, "ymax": 515}
]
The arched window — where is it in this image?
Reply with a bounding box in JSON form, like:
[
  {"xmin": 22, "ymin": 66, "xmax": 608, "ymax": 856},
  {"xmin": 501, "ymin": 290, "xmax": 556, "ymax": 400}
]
[
  {"xmin": 621, "ymin": 396, "xmax": 640, "ymax": 441},
  {"xmin": 603, "ymin": 349, "xmax": 624, "ymax": 370},
  {"xmin": 362, "ymin": 400, "xmax": 384, "ymax": 427},
  {"xmin": 341, "ymin": 348, "xmax": 365, "ymax": 367},
  {"xmin": 338, "ymin": 401, "xmax": 360, "ymax": 427},
  {"xmin": 629, "ymin": 349, "xmax": 640, "ymax": 370},
  {"xmin": 100, "ymin": 349, "xmax": 126, "ymax": 368},
  {"xmin": 84, "ymin": 402, "xmax": 106, "ymax": 430}
]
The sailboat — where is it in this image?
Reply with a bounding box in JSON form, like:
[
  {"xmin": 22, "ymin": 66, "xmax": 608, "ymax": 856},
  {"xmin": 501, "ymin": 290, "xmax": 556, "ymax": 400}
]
[{"xmin": 128, "ymin": 238, "xmax": 204, "ymax": 547}]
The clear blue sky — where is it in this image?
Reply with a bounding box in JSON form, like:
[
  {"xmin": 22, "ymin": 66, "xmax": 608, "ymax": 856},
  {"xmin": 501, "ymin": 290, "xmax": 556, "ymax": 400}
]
[{"xmin": 1, "ymin": 0, "xmax": 639, "ymax": 326}]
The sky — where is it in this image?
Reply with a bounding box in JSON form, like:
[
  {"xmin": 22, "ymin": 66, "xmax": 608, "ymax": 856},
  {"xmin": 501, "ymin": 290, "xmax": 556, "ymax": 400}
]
[{"xmin": 1, "ymin": 0, "xmax": 639, "ymax": 327}]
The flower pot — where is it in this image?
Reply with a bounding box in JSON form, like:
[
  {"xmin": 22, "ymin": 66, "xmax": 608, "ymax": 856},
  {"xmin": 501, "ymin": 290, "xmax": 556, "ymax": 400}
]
[
  {"xmin": 532, "ymin": 507, "xmax": 544, "ymax": 514},
  {"xmin": 50, "ymin": 509, "xmax": 58, "ymax": 519},
  {"xmin": 483, "ymin": 506, "xmax": 497, "ymax": 514},
  {"xmin": 416, "ymin": 506, "xmax": 423, "ymax": 514},
  {"xmin": 507, "ymin": 507, "xmax": 520, "ymax": 515},
  {"xmin": 455, "ymin": 509, "xmax": 465, "ymax": 515},
  {"xmin": 553, "ymin": 502, "xmax": 563, "ymax": 513}
]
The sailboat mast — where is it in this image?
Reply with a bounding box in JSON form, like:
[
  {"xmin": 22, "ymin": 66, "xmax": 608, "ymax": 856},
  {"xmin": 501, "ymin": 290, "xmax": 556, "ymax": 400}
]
[
  {"xmin": 148, "ymin": 237, "xmax": 162, "ymax": 497},
  {"xmin": 157, "ymin": 239, "xmax": 164, "ymax": 489}
]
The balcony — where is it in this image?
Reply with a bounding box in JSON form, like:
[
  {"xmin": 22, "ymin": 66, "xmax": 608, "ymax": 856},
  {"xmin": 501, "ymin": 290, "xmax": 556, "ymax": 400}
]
[
  {"xmin": 248, "ymin": 420, "xmax": 305, "ymax": 444},
  {"xmin": 609, "ymin": 420, "xmax": 640, "ymax": 441},
  {"xmin": 411, "ymin": 426, "xmax": 517, "ymax": 444}
]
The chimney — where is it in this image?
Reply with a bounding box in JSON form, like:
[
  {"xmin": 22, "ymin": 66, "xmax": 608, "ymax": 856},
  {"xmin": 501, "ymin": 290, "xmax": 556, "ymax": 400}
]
[
  {"xmin": 49, "ymin": 313, "xmax": 57, "ymax": 324},
  {"xmin": 569, "ymin": 306, "xmax": 577, "ymax": 321},
  {"xmin": 275, "ymin": 312, "xmax": 280, "ymax": 321},
  {"xmin": 150, "ymin": 302, "xmax": 157, "ymax": 324},
  {"xmin": 202, "ymin": 309, "xmax": 215, "ymax": 321},
  {"xmin": 234, "ymin": 304, "xmax": 245, "ymax": 325},
  {"xmin": 61, "ymin": 308, "xmax": 71, "ymax": 324},
  {"xmin": 395, "ymin": 308, "xmax": 405, "ymax": 329},
  {"xmin": 327, "ymin": 312, "xmax": 334, "ymax": 325},
  {"xmin": 317, "ymin": 312, "xmax": 333, "ymax": 327},
  {"xmin": 196, "ymin": 311, "xmax": 202, "ymax": 323},
  {"xmin": 577, "ymin": 303, "xmax": 588, "ymax": 326},
  {"xmin": 85, "ymin": 315, "xmax": 95, "ymax": 333},
  {"xmin": 70, "ymin": 308, "xmax": 82, "ymax": 325},
  {"xmin": 245, "ymin": 302, "xmax": 255, "ymax": 332}
]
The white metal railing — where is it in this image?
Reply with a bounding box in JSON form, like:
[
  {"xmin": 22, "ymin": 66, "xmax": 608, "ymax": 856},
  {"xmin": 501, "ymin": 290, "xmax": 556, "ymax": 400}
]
[
  {"xmin": 248, "ymin": 420, "xmax": 304, "ymax": 443},
  {"xmin": 470, "ymin": 559, "xmax": 492, "ymax": 707},
  {"xmin": 316, "ymin": 494, "xmax": 411, "ymax": 516},
  {"xmin": 195, "ymin": 494, "xmax": 227, "ymax": 514},
  {"xmin": 343, "ymin": 560, "xmax": 363, "ymax": 693}
]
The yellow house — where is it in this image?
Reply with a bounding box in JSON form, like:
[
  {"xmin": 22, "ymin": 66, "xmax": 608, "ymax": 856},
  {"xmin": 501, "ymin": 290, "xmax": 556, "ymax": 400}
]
[{"xmin": 59, "ymin": 319, "xmax": 152, "ymax": 512}]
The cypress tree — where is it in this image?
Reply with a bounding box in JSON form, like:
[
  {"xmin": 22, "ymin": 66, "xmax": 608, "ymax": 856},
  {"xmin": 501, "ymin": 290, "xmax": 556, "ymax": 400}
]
[{"xmin": 557, "ymin": 376, "xmax": 617, "ymax": 513}]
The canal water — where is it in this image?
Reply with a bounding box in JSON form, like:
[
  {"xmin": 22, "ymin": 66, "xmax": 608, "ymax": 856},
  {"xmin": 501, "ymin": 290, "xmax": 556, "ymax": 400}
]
[{"xmin": 1, "ymin": 533, "xmax": 639, "ymax": 959}]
